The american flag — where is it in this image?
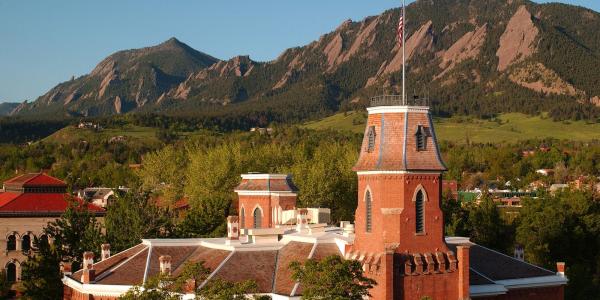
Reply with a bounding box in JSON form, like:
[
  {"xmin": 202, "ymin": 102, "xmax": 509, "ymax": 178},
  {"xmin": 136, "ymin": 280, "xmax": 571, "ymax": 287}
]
[{"xmin": 397, "ymin": 15, "xmax": 404, "ymax": 46}]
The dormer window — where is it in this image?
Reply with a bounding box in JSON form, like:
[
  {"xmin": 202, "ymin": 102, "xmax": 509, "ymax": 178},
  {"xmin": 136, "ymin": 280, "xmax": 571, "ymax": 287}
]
[
  {"xmin": 415, "ymin": 125, "xmax": 430, "ymax": 151},
  {"xmin": 367, "ymin": 126, "xmax": 376, "ymax": 153}
]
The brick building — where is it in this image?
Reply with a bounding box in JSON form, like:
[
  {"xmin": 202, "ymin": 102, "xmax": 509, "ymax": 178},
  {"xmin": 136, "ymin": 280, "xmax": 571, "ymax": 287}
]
[
  {"xmin": 62, "ymin": 103, "xmax": 567, "ymax": 299},
  {"xmin": 0, "ymin": 173, "xmax": 104, "ymax": 284}
]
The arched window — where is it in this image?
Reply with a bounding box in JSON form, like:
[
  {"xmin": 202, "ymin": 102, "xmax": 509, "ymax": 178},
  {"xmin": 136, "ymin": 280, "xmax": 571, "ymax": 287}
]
[
  {"xmin": 39, "ymin": 234, "xmax": 49, "ymax": 247},
  {"xmin": 21, "ymin": 235, "xmax": 31, "ymax": 251},
  {"xmin": 415, "ymin": 190, "xmax": 425, "ymax": 233},
  {"xmin": 6, "ymin": 234, "xmax": 16, "ymax": 251},
  {"xmin": 240, "ymin": 207, "xmax": 246, "ymax": 229},
  {"xmin": 365, "ymin": 190, "xmax": 372, "ymax": 233},
  {"xmin": 6, "ymin": 263, "xmax": 16, "ymax": 282},
  {"xmin": 253, "ymin": 207, "xmax": 262, "ymax": 229}
]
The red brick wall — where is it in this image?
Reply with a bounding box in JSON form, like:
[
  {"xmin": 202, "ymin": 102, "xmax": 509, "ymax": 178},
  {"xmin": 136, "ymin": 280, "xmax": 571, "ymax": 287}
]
[
  {"xmin": 353, "ymin": 174, "xmax": 448, "ymax": 254},
  {"xmin": 238, "ymin": 195, "xmax": 271, "ymax": 229},
  {"xmin": 63, "ymin": 286, "xmax": 118, "ymax": 300},
  {"xmin": 274, "ymin": 195, "xmax": 296, "ymax": 210}
]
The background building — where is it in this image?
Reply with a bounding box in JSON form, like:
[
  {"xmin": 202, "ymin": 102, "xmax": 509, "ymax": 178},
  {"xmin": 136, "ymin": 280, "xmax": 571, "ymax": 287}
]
[{"xmin": 0, "ymin": 173, "xmax": 104, "ymax": 283}]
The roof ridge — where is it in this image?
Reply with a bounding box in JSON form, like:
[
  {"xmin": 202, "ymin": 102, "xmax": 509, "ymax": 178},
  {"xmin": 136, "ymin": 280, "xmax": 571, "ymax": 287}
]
[
  {"xmin": 469, "ymin": 266, "xmax": 496, "ymax": 283},
  {"xmin": 270, "ymin": 246, "xmax": 281, "ymax": 293},
  {"xmin": 94, "ymin": 245, "xmax": 149, "ymax": 282},
  {"xmin": 290, "ymin": 242, "xmax": 318, "ymax": 297},
  {"xmin": 474, "ymin": 245, "xmax": 555, "ymax": 275},
  {"xmin": 142, "ymin": 245, "xmax": 153, "ymax": 284},
  {"xmin": 199, "ymin": 250, "xmax": 235, "ymax": 289}
]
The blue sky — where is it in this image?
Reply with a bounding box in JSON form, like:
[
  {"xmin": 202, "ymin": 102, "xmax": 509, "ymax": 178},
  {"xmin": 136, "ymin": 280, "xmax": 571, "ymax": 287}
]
[{"xmin": 0, "ymin": 0, "xmax": 598, "ymax": 103}]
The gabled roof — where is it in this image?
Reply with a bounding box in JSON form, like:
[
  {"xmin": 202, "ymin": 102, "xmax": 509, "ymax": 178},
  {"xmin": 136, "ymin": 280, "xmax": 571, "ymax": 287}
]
[
  {"xmin": 0, "ymin": 192, "xmax": 104, "ymax": 215},
  {"xmin": 4, "ymin": 173, "xmax": 66, "ymax": 187}
]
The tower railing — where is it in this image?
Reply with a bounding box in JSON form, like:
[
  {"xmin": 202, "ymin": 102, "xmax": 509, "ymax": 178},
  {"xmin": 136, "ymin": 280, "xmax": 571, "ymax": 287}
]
[{"xmin": 369, "ymin": 95, "xmax": 430, "ymax": 107}]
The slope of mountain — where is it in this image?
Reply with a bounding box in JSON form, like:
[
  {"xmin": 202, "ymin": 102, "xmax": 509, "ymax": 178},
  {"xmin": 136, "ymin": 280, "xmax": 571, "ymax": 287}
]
[
  {"xmin": 17, "ymin": 38, "xmax": 218, "ymax": 117},
  {"xmin": 16, "ymin": 0, "xmax": 600, "ymax": 123},
  {"xmin": 0, "ymin": 103, "xmax": 19, "ymax": 116}
]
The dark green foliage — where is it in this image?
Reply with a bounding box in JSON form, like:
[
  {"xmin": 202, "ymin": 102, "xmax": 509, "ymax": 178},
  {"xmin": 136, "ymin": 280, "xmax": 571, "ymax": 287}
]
[
  {"xmin": 43, "ymin": 198, "xmax": 103, "ymax": 271},
  {"xmin": 290, "ymin": 255, "xmax": 376, "ymax": 300},
  {"xmin": 517, "ymin": 189, "xmax": 600, "ymax": 299},
  {"xmin": 105, "ymin": 191, "xmax": 175, "ymax": 252},
  {"xmin": 0, "ymin": 118, "xmax": 67, "ymax": 144},
  {"xmin": 442, "ymin": 196, "xmax": 514, "ymax": 253},
  {"xmin": 197, "ymin": 279, "xmax": 260, "ymax": 300},
  {"xmin": 19, "ymin": 237, "xmax": 63, "ymax": 299},
  {"xmin": 120, "ymin": 261, "xmax": 265, "ymax": 300},
  {"xmin": 0, "ymin": 270, "xmax": 12, "ymax": 299}
]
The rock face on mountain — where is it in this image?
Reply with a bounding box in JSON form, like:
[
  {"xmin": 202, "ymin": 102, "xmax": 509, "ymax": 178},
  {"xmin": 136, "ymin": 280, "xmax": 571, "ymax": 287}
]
[
  {"xmin": 16, "ymin": 0, "xmax": 600, "ymax": 121},
  {"xmin": 0, "ymin": 102, "xmax": 19, "ymax": 116},
  {"xmin": 18, "ymin": 38, "xmax": 218, "ymax": 116},
  {"xmin": 497, "ymin": 5, "xmax": 539, "ymax": 71}
]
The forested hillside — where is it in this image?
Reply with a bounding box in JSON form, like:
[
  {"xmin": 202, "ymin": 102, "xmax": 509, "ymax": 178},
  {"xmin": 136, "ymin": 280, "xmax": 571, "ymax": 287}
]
[{"xmin": 12, "ymin": 0, "xmax": 600, "ymax": 125}]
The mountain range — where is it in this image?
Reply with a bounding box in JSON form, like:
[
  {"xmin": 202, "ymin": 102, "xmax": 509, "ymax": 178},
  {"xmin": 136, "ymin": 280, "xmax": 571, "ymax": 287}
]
[{"xmin": 11, "ymin": 0, "xmax": 600, "ymax": 123}]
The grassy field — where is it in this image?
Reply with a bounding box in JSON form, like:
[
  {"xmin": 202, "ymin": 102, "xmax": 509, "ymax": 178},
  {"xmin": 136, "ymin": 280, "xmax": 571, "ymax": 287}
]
[
  {"xmin": 43, "ymin": 125, "xmax": 161, "ymax": 144},
  {"xmin": 304, "ymin": 112, "xmax": 600, "ymax": 143}
]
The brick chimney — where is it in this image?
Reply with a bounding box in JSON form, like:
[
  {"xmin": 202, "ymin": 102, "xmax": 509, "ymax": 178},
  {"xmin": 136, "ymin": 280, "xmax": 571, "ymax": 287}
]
[
  {"xmin": 81, "ymin": 252, "xmax": 95, "ymax": 283},
  {"xmin": 101, "ymin": 244, "xmax": 111, "ymax": 261},
  {"xmin": 296, "ymin": 208, "xmax": 309, "ymax": 232},
  {"xmin": 457, "ymin": 245, "xmax": 470, "ymax": 300},
  {"xmin": 159, "ymin": 255, "xmax": 172, "ymax": 275},
  {"xmin": 557, "ymin": 262, "xmax": 566, "ymax": 276},
  {"xmin": 184, "ymin": 278, "xmax": 196, "ymax": 294},
  {"xmin": 227, "ymin": 216, "xmax": 240, "ymax": 240},
  {"xmin": 83, "ymin": 251, "xmax": 94, "ymax": 270},
  {"xmin": 61, "ymin": 261, "xmax": 72, "ymax": 276}
]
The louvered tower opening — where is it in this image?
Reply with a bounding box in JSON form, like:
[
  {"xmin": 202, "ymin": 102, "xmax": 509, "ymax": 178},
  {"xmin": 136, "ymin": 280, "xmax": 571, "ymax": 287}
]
[
  {"xmin": 366, "ymin": 190, "xmax": 372, "ymax": 232},
  {"xmin": 416, "ymin": 190, "xmax": 425, "ymax": 233}
]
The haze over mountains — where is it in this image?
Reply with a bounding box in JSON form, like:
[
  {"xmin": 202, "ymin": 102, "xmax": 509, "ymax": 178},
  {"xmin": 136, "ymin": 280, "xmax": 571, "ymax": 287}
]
[{"xmin": 10, "ymin": 0, "xmax": 600, "ymax": 122}]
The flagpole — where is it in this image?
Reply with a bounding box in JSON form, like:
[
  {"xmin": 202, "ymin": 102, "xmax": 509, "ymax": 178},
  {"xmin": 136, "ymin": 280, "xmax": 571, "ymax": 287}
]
[{"xmin": 402, "ymin": 0, "xmax": 406, "ymax": 106}]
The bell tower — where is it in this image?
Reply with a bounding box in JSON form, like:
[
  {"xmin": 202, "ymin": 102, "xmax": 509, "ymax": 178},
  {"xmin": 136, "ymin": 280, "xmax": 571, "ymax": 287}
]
[{"xmin": 349, "ymin": 96, "xmax": 467, "ymax": 300}]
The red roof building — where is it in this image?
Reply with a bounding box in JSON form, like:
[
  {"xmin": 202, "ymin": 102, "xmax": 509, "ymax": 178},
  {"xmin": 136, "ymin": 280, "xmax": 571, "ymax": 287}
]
[
  {"xmin": 0, "ymin": 173, "xmax": 104, "ymax": 216},
  {"xmin": 0, "ymin": 173, "xmax": 104, "ymax": 283}
]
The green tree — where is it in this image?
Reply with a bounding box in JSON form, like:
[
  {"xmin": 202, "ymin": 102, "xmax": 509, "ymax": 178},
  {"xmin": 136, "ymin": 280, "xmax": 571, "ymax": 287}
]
[
  {"xmin": 44, "ymin": 198, "xmax": 103, "ymax": 270},
  {"xmin": 290, "ymin": 255, "xmax": 376, "ymax": 300},
  {"xmin": 105, "ymin": 191, "xmax": 175, "ymax": 252},
  {"xmin": 175, "ymin": 197, "xmax": 229, "ymax": 238},
  {"xmin": 19, "ymin": 237, "xmax": 63, "ymax": 299},
  {"xmin": 0, "ymin": 270, "xmax": 12, "ymax": 299},
  {"xmin": 137, "ymin": 145, "xmax": 187, "ymax": 204},
  {"xmin": 465, "ymin": 196, "xmax": 514, "ymax": 252},
  {"xmin": 441, "ymin": 192, "xmax": 469, "ymax": 237},
  {"xmin": 517, "ymin": 189, "xmax": 600, "ymax": 299},
  {"xmin": 290, "ymin": 142, "xmax": 358, "ymax": 222},
  {"xmin": 197, "ymin": 279, "xmax": 260, "ymax": 300},
  {"xmin": 120, "ymin": 262, "xmax": 265, "ymax": 300}
]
